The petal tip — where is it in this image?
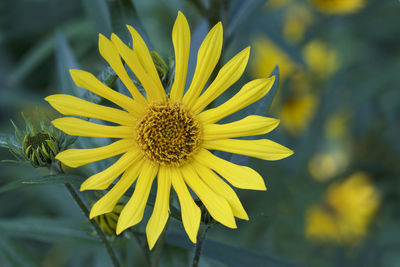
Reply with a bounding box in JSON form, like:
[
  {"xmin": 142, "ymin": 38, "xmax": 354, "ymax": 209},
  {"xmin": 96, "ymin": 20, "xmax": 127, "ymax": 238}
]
[{"xmin": 44, "ymin": 95, "xmax": 52, "ymax": 102}]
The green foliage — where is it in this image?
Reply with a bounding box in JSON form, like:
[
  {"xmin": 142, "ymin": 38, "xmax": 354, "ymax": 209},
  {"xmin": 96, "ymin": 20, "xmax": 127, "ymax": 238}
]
[
  {"xmin": 0, "ymin": 174, "xmax": 85, "ymax": 194},
  {"xmin": 0, "ymin": 217, "xmax": 95, "ymax": 242},
  {"xmin": 0, "ymin": 0, "xmax": 399, "ymax": 266}
]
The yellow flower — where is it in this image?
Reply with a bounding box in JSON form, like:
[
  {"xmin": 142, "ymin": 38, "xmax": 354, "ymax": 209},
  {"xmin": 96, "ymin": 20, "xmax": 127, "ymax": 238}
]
[
  {"xmin": 46, "ymin": 12, "xmax": 293, "ymax": 249},
  {"xmin": 280, "ymin": 93, "xmax": 318, "ymax": 136},
  {"xmin": 308, "ymin": 150, "xmax": 349, "ymax": 182},
  {"xmin": 283, "ymin": 4, "xmax": 314, "ymax": 44},
  {"xmin": 311, "ymin": 0, "xmax": 365, "ymax": 14},
  {"xmin": 324, "ymin": 110, "xmax": 350, "ymax": 140},
  {"xmin": 251, "ymin": 36, "xmax": 300, "ymax": 82},
  {"xmin": 306, "ymin": 172, "xmax": 380, "ymax": 244},
  {"xmin": 279, "ymin": 73, "xmax": 318, "ymax": 136},
  {"xmin": 266, "ymin": 0, "xmax": 294, "ymax": 9},
  {"xmin": 303, "ymin": 40, "xmax": 339, "ymax": 80}
]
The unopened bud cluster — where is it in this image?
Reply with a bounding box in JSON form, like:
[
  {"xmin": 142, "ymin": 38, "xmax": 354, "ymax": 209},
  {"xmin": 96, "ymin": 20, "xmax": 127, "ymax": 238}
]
[
  {"xmin": 9, "ymin": 114, "xmax": 74, "ymax": 168},
  {"xmin": 94, "ymin": 202, "xmax": 124, "ymax": 235},
  {"xmin": 22, "ymin": 130, "xmax": 59, "ymax": 168}
]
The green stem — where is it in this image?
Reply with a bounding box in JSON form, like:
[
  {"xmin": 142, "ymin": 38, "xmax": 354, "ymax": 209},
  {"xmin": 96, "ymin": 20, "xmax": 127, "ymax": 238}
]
[
  {"xmin": 151, "ymin": 222, "xmax": 168, "ymax": 267},
  {"xmin": 191, "ymin": 225, "xmax": 209, "ymax": 267},
  {"xmin": 54, "ymin": 163, "xmax": 120, "ymax": 267},
  {"xmin": 130, "ymin": 229, "xmax": 152, "ymax": 266},
  {"xmin": 64, "ymin": 183, "xmax": 121, "ymax": 267}
]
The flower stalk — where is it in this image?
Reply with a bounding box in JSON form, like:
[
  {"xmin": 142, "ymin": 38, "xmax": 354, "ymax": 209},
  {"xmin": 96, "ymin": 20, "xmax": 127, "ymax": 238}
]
[
  {"xmin": 52, "ymin": 163, "xmax": 121, "ymax": 267},
  {"xmin": 191, "ymin": 225, "xmax": 209, "ymax": 267}
]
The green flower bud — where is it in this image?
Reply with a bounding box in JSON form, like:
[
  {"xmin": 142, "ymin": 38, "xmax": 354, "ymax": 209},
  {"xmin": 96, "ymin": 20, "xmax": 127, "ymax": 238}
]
[
  {"xmin": 94, "ymin": 202, "xmax": 124, "ymax": 235},
  {"xmin": 22, "ymin": 130, "xmax": 59, "ymax": 168},
  {"xmin": 151, "ymin": 51, "xmax": 169, "ymax": 83},
  {"xmin": 9, "ymin": 113, "xmax": 75, "ymax": 168}
]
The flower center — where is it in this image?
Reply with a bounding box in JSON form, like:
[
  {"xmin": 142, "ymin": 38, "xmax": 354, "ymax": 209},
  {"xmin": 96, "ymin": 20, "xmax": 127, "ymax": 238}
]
[{"xmin": 136, "ymin": 101, "xmax": 201, "ymax": 166}]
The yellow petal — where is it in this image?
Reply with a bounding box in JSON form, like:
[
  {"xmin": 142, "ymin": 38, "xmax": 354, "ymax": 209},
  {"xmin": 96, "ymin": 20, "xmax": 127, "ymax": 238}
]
[
  {"xmin": 182, "ymin": 22, "xmax": 223, "ymax": 108},
  {"xmin": 116, "ymin": 160, "xmax": 158, "ymax": 234},
  {"xmin": 127, "ymin": 25, "xmax": 165, "ymax": 99},
  {"xmin": 52, "ymin": 117, "xmax": 134, "ymax": 138},
  {"xmin": 89, "ymin": 159, "xmax": 143, "ymax": 218},
  {"xmin": 98, "ymin": 34, "xmax": 148, "ymax": 106},
  {"xmin": 111, "ymin": 33, "xmax": 165, "ymax": 102},
  {"xmin": 69, "ymin": 69, "xmax": 143, "ymax": 117},
  {"xmin": 194, "ymin": 148, "xmax": 266, "ymax": 190},
  {"xmin": 198, "ymin": 77, "xmax": 275, "ymax": 124},
  {"xmin": 202, "ymin": 115, "xmax": 280, "ymax": 140},
  {"xmin": 203, "ymin": 139, "xmax": 294, "ymax": 161},
  {"xmin": 56, "ymin": 139, "xmax": 135, "ymax": 168},
  {"xmin": 146, "ymin": 166, "xmax": 172, "ymax": 250},
  {"xmin": 171, "ymin": 167, "xmax": 201, "ymax": 243},
  {"xmin": 45, "ymin": 94, "xmax": 135, "ymax": 126},
  {"xmin": 192, "ymin": 47, "xmax": 250, "ymax": 114},
  {"xmin": 192, "ymin": 161, "xmax": 248, "ymax": 220},
  {"xmin": 180, "ymin": 164, "xmax": 237, "ymax": 228},
  {"xmin": 169, "ymin": 11, "xmax": 191, "ymax": 101},
  {"xmin": 80, "ymin": 150, "xmax": 142, "ymax": 190}
]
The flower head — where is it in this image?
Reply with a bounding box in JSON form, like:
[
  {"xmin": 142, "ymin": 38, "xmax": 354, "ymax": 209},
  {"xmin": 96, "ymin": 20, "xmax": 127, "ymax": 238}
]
[
  {"xmin": 251, "ymin": 36, "xmax": 299, "ymax": 82},
  {"xmin": 306, "ymin": 172, "xmax": 380, "ymax": 244},
  {"xmin": 311, "ymin": 0, "xmax": 365, "ymax": 14},
  {"xmin": 46, "ymin": 12, "xmax": 293, "ymax": 249}
]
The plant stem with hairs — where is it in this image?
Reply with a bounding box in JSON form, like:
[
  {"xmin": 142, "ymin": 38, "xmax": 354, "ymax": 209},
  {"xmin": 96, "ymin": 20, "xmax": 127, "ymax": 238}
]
[
  {"xmin": 51, "ymin": 163, "xmax": 121, "ymax": 267},
  {"xmin": 191, "ymin": 225, "xmax": 210, "ymax": 267}
]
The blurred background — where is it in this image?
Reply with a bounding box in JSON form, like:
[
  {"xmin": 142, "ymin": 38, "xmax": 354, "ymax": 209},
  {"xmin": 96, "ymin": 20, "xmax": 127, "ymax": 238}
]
[{"xmin": 0, "ymin": 0, "xmax": 399, "ymax": 266}]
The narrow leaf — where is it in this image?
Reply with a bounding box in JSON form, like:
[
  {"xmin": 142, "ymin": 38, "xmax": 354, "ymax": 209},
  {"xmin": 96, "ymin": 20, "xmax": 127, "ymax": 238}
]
[
  {"xmin": 227, "ymin": 0, "xmax": 267, "ymax": 39},
  {"xmin": 0, "ymin": 236, "xmax": 41, "ymax": 267},
  {"xmin": 165, "ymin": 232, "xmax": 304, "ymax": 267},
  {"xmin": 0, "ymin": 174, "xmax": 85, "ymax": 194},
  {"xmin": 0, "ymin": 217, "xmax": 95, "ymax": 242},
  {"xmin": 0, "ymin": 134, "xmax": 21, "ymax": 150},
  {"xmin": 82, "ymin": 0, "xmax": 112, "ymax": 36},
  {"xmin": 55, "ymin": 32, "xmax": 81, "ymax": 96}
]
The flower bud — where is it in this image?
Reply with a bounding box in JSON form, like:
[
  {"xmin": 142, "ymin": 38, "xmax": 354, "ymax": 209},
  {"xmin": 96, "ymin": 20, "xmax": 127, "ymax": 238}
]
[
  {"xmin": 22, "ymin": 130, "xmax": 59, "ymax": 168},
  {"xmin": 94, "ymin": 202, "xmax": 124, "ymax": 235}
]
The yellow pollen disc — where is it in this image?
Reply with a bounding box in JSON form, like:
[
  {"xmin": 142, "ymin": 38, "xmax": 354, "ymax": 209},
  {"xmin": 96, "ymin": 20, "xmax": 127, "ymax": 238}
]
[{"xmin": 136, "ymin": 101, "xmax": 201, "ymax": 166}]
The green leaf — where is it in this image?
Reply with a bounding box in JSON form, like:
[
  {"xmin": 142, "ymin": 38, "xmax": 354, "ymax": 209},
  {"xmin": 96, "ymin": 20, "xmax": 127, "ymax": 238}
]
[
  {"xmin": 0, "ymin": 174, "xmax": 85, "ymax": 194},
  {"xmin": 0, "ymin": 236, "xmax": 41, "ymax": 267},
  {"xmin": 253, "ymin": 65, "xmax": 280, "ymax": 116},
  {"xmin": 226, "ymin": 0, "xmax": 268, "ymax": 39},
  {"xmin": 0, "ymin": 217, "xmax": 95, "ymax": 243},
  {"xmin": 0, "ymin": 160, "xmax": 29, "ymax": 165},
  {"xmin": 97, "ymin": 65, "xmax": 118, "ymax": 88},
  {"xmin": 82, "ymin": 0, "xmax": 112, "ymax": 36},
  {"xmin": 56, "ymin": 32, "xmax": 102, "ymax": 104},
  {"xmin": 9, "ymin": 19, "xmax": 91, "ymax": 84},
  {"xmin": 165, "ymin": 231, "xmax": 304, "ymax": 267},
  {"xmin": 0, "ymin": 133, "xmax": 21, "ymax": 150},
  {"xmin": 55, "ymin": 32, "xmax": 81, "ymax": 96}
]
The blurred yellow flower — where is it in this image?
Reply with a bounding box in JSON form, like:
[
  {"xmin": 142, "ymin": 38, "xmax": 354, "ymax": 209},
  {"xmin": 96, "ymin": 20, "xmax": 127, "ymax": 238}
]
[
  {"xmin": 283, "ymin": 4, "xmax": 314, "ymax": 44},
  {"xmin": 311, "ymin": 0, "xmax": 365, "ymax": 14},
  {"xmin": 303, "ymin": 40, "xmax": 339, "ymax": 80},
  {"xmin": 324, "ymin": 110, "xmax": 351, "ymax": 140},
  {"xmin": 306, "ymin": 172, "xmax": 380, "ymax": 244},
  {"xmin": 251, "ymin": 37, "xmax": 299, "ymax": 82},
  {"xmin": 281, "ymin": 92, "xmax": 318, "ymax": 136},
  {"xmin": 308, "ymin": 150, "xmax": 349, "ymax": 182},
  {"xmin": 47, "ymin": 12, "xmax": 293, "ymax": 249},
  {"xmin": 279, "ymin": 73, "xmax": 318, "ymax": 136},
  {"xmin": 309, "ymin": 111, "xmax": 351, "ymax": 182},
  {"xmin": 266, "ymin": 0, "xmax": 294, "ymax": 9}
]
